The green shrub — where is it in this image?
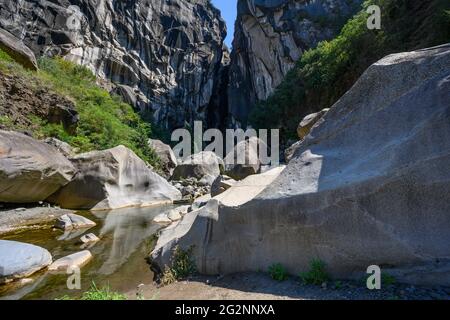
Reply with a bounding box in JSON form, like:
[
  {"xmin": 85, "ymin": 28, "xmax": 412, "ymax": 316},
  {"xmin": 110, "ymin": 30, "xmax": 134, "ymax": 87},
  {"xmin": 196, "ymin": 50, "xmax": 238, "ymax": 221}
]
[
  {"xmin": 299, "ymin": 259, "xmax": 330, "ymax": 285},
  {"xmin": 80, "ymin": 283, "xmax": 127, "ymax": 300},
  {"xmin": 381, "ymin": 273, "xmax": 396, "ymax": 286},
  {"xmin": 333, "ymin": 280, "xmax": 344, "ymax": 290},
  {"xmin": 56, "ymin": 282, "xmax": 127, "ymax": 300},
  {"xmin": 0, "ymin": 51, "xmax": 161, "ymax": 169},
  {"xmin": 36, "ymin": 58, "xmax": 161, "ymax": 168},
  {"xmin": 161, "ymin": 246, "xmax": 197, "ymax": 285},
  {"xmin": 0, "ymin": 49, "xmax": 14, "ymax": 63},
  {"xmin": 0, "ymin": 115, "xmax": 14, "ymax": 129},
  {"xmin": 268, "ymin": 263, "xmax": 289, "ymax": 281}
]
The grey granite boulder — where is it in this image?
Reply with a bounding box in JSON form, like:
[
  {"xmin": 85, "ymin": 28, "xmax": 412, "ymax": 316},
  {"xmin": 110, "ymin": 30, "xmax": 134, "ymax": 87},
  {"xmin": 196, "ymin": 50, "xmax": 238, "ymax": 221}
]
[
  {"xmin": 224, "ymin": 137, "xmax": 264, "ymax": 180},
  {"xmin": 0, "ymin": 240, "xmax": 52, "ymax": 283},
  {"xmin": 48, "ymin": 250, "xmax": 92, "ymax": 272},
  {"xmin": 48, "ymin": 145, "xmax": 181, "ymax": 210},
  {"xmin": 172, "ymin": 152, "xmax": 224, "ymax": 186},
  {"xmin": 152, "ymin": 44, "xmax": 450, "ymax": 286},
  {"xmin": 148, "ymin": 139, "xmax": 177, "ymax": 177},
  {"xmin": 55, "ymin": 214, "xmax": 96, "ymax": 231},
  {"xmin": 44, "ymin": 138, "xmax": 76, "ymax": 158},
  {"xmin": 0, "ymin": 130, "xmax": 76, "ymax": 203},
  {"xmin": 0, "ymin": 28, "xmax": 37, "ymax": 70}
]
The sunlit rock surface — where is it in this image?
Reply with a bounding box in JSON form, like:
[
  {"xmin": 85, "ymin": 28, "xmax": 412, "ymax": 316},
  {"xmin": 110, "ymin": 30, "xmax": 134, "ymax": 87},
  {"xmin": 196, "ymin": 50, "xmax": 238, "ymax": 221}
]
[
  {"xmin": 152, "ymin": 44, "xmax": 450, "ymax": 286},
  {"xmin": 0, "ymin": 240, "xmax": 52, "ymax": 283},
  {"xmin": 0, "ymin": 130, "xmax": 76, "ymax": 203},
  {"xmin": 48, "ymin": 145, "xmax": 182, "ymax": 210}
]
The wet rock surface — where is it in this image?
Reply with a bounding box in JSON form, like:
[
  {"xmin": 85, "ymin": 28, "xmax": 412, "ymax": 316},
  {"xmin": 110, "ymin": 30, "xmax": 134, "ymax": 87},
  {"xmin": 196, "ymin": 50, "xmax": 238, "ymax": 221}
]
[
  {"xmin": 0, "ymin": 206, "xmax": 73, "ymax": 235},
  {"xmin": 48, "ymin": 250, "xmax": 92, "ymax": 272}
]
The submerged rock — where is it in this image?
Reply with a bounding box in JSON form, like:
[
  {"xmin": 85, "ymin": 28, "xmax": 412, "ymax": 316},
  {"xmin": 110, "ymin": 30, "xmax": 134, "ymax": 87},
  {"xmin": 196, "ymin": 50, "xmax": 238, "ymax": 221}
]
[
  {"xmin": 79, "ymin": 233, "xmax": 99, "ymax": 245},
  {"xmin": 48, "ymin": 250, "xmax": 92, "ymax": 272},
  {"xmin": 152, "ymin": 44, "xmax": 450, "ymax": 286},
  {"xmin": 48, "ymin": 145, "xmax": 182, "ymax": 210},
  {"xmin": 55, "ymin": 214, "xmax": 96, "ymax": 231},
  {"xmin": 0, "ymin": 130, "xmax": 76, "ymax": 203},
  {"xmin": 0, "ymin": 240, "xmax": 52, "ymax": 283},
  {"xmin": 0, "ymin": 206, "xmax": 73, "ymax": 236}
]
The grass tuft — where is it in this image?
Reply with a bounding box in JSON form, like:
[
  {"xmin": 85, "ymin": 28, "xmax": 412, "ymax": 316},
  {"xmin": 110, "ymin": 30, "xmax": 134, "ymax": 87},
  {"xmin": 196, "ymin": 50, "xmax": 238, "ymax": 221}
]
[
  {"xmin": 268, "ymin": 263, "xmax": 289, "ymax": 281},
  {"xmin": 299, "ymin": 259, "xmax": 330, "ymax": 285},
  {"xmin": 160, "ymin": 246, "xmax": 197, "ymax": 286}
]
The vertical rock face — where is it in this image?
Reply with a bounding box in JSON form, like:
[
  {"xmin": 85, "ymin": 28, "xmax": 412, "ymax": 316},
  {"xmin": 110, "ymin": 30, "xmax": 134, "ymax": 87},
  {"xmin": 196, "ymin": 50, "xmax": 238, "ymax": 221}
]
[
  {"xmin": 228, "ymin": 0, "xmax": 362, "ymax": 127},
  {"xmin": 0, "ymin": 0, "xmax": 227, "ymax": 130}
]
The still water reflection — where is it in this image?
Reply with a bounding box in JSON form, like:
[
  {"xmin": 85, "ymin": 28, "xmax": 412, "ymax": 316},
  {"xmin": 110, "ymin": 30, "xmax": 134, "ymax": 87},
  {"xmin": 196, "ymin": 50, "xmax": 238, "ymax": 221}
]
[{"xmin": 0, "ymin": 205, "xmax": 174, "ymax": 300}]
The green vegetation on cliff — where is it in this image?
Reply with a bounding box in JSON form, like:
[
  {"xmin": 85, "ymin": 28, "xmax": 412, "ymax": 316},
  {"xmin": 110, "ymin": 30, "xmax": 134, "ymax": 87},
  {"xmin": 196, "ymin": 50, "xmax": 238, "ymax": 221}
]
[
  {"xmin": 250, "ymin": 0, "xmax": 450, "ymax": 144},
  {"xmin": 0, "ymin": 51, "xmax": 160, "ymax": 167}
]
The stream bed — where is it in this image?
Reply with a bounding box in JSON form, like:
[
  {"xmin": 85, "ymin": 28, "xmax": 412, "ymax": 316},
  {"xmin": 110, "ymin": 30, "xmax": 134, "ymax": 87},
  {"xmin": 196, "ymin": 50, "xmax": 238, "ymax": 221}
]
[{"xmin": 0, "ymin": 205, "xmax": 174, "ymax": 300}]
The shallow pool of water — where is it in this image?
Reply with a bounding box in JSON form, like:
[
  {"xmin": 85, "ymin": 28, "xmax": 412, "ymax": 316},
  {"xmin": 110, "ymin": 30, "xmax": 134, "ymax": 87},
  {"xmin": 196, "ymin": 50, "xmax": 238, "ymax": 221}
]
[{"xmin": 0, "ymin": 205, "xmax": 174, "ymax": 300}]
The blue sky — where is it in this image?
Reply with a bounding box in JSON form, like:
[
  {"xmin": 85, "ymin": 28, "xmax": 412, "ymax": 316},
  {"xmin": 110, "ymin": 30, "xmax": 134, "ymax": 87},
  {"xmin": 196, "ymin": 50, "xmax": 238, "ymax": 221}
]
[{"xmin": 211, "ymin": 0, "xmax": 237, "ymax": 48}]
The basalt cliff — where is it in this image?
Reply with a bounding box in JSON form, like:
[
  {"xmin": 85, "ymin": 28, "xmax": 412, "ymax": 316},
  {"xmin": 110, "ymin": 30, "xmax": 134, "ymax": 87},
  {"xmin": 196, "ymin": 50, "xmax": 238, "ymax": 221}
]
[
  {"xmin": 227, "ymin": 0, "xmax": 362, "ymax": 127},
  {"xmin": 0, "ymin": 0, "xmax": 228, "ymax": 130},
  {"xmin": 0, "ymin": 0, "xmax": 363, "ymax": 129}
]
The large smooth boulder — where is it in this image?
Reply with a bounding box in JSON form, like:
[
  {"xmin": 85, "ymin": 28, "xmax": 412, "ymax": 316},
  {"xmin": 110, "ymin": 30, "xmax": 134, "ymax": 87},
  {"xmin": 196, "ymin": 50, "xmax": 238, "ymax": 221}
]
[
  {"xmin": 151, "ymin": 44, "xmax": 450, "ymax": 286},
  {"xmin": 151, "ymin": 166, "xmax": 286, "ymax": 271},
  {"xmin": 0, "ymin": 131, "xmax": 76, "ymax": 203},
  {"xmin": 0, "ymin": 240, "xmax": 52, "ymax": 283},
  {"xmin": 224, "ymin": 137, "xmax": 263, "ymax": 180},
  {"xmin": 0, "ymin": 28, "xmax": 37, "ymax": 70},
  {"xmin": 171, "ymin": 151, "xmax": 224, "ymax": 185},
  {"xmin": 48, "ymin": 251, "xmax": 92, "ymax": 272},
  {"xmin": 148, "ymin": 139, "xmax": 177, "ymax": 176},
  {"xmin": 48, "ymin": 145, "xmax": 181, "ymax": 210}
]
